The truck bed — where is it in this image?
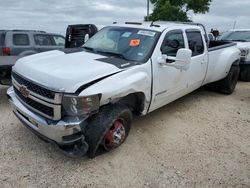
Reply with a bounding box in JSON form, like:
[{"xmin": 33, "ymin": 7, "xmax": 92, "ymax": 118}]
[
  {"xmin": 208, "ymin": 41, "xmax": 236, "ymax": 51},
  {"xmin": 204, "ymin": 41, "xmax": 239, "ymax": 85}
]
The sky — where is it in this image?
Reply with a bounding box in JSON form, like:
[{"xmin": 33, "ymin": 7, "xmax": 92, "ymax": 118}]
[{"xmin": 1, "ymin": 0, "xmax": 250, "ymax": 35}]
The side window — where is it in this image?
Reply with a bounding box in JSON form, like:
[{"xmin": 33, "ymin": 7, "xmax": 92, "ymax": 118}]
[
  {"xmin": 13, "ymin": 34, "xmax": 30, "ymax": 46},
  {"xmin": 0, "ymin": 33, "xmax": 5, "ymax": 46},
  {"xmin": 161, "ymin": 30, "xmax": 185, "ymax": 57},
  {"xmin": 186, "ymin": 30, "xmax": 204, "ymax": 56},
  {"xmin": 52, "ymin": 35, "xmax": 65, "ymax": 46},
  {"xmin": 34, "ymin": 34, "xmax": 53, "ymax": 46}
]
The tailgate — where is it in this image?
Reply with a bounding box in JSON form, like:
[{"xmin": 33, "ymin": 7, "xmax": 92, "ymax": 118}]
[{"xmin": 0, "ymin": 56, "xmax": 20, "ymax": 68}]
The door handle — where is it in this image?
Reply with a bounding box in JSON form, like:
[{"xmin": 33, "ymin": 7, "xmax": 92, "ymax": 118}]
[{"xmin": 201, "ymin": 60, "xmax": 206, "ymax": 64}]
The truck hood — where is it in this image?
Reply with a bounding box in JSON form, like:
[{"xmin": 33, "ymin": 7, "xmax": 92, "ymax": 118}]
[
  {"xmin": 235, "ymin": 42, "xmax": 250, "ymax": 49},
  {"xmin": 13, "ymin": 50, "xmax": 124, "ymax": 93}
]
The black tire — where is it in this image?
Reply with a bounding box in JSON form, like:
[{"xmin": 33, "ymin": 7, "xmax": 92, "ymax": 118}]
[
  {"xmin": 85, "ymin": 104, "xmax": 132, "ymax": 158},
  {"xmin": 218, "ymin": 65, "xmax": 240, "ymax": 94},
  {"xmin": 240, "ymin": 65, "xmax": 250, "ymax": 81}
]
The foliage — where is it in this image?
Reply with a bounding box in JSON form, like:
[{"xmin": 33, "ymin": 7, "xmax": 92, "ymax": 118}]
[{"xmin": 145, "ymin": 0, "xmax": 212, "ymax": 22}]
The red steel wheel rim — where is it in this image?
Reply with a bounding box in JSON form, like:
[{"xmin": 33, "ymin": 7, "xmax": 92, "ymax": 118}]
[{"xmin": 104, "ymin": 119, "xmax": 126, "ymax": 151}]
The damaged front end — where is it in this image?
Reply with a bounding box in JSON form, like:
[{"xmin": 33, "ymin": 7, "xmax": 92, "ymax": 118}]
[{"xmin": 7, "ymin": 80, "xmax": 101, "ymax": 157}]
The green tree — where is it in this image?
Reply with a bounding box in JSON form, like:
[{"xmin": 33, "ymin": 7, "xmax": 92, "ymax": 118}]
[{"xmin": 145, "ymin": 0, "xmax": 212, "ymax": 22}]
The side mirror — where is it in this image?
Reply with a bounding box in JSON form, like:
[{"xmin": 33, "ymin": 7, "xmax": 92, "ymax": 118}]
[
  {"xmin": 158, "ymin": 48, "xmax": 192, "ymax": 70},
  {"xmin": 84, "ymin": 34, "xmax": 90, "ymax": 43},
  {"xmin": 174, "ymin": 48, "xmax": 192, "ymax": 70}
]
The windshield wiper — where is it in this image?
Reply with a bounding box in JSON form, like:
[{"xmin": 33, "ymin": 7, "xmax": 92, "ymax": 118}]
[
  {"xmin": 97, "ymin": 51, "xmax": 129, "ymax": 60},
  {"xmin": 82, "ymin": 46, "xmax": 96, "ymax": 53},
  {"xmin": 232, "ymin": 39, "xmax": 248, "ymax": 42},
  {"xmin": 224, "ymin": 39, "xmax": 248, "ymax": 42}
]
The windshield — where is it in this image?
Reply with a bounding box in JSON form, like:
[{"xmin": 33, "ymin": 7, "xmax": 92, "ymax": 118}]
[
  {"xmin": 220, "ymin": 31, "xmax": 250, "ymax": 42},
  {"xmin": 82, "ymin": 26, "xmax": 160, "ymax": 62}
]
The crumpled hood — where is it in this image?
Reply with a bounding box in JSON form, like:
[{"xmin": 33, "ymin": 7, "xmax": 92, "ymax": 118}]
[{"xmin": 13, "ymin": 50, "xmax": 122, "ymax": 93}]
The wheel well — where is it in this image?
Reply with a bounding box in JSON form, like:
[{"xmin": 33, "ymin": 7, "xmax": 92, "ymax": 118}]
[
  {"xmin": 116, "ymin": 92, "xmax": 146, "ymax": 115},
  {"xmin": 232, "ymin": 59, "xmax": 240, "ymax": 66}
]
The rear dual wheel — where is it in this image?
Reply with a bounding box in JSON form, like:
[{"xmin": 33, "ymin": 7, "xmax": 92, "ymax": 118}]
[
  {"xmin": 85, "ymin": 104, "xmax": 132, "ymax": 158},
  {"xmin": 219, "ymin": 65, "xmax": 240, "ymax": 94},
  {"xmin": 206, "ymin": 65, "xmax": 240, "ymax": 95}
]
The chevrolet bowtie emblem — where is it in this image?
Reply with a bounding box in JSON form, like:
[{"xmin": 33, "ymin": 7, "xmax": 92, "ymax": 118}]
[{"xmin": 19, "ymin": 85, "xmax": 29, "ymax": 98}]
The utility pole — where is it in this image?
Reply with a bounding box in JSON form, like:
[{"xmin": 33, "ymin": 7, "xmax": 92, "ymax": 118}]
[
  {"xmin": 147, "ymin": 0, "xmax": 150, "ymax": 18},
  {"xmin": 233, "ymin": 21, "xmax": 237, "ymax": 29}
]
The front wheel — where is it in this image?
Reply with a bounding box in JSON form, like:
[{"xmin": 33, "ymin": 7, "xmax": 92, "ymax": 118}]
[{"xmin": 85, "ymin": 104, "xmax": 132, "ymax": 158}]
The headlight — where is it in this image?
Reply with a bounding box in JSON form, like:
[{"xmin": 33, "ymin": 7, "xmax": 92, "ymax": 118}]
[
  {"xmin": 62, "ymin": 94, "xmax": 101, "ymax": 116},
  {"xmin": 240, "ymin": 49, "xmax": 249, "ymax": 57}
]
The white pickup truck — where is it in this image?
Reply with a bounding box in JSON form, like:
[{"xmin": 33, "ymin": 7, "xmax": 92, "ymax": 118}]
[
  {"xmin": 220, "ymin": 29, "xmax": 250, "ymax": 81},
  {"xmin": 7, "ymin": 22, "xmax": 241, "ymax": 158}
]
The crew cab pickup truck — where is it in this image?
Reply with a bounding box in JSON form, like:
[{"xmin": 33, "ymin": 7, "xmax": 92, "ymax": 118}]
[
  {"xmin": 0, "ymin": 30, "xmax": 65, "ymax": 85},
  {"xmin": 7, "ymin": 22, "xmax": 241, "ymax": 158},
  {"xmin": 220, "ymin": 29, "xmax": 250, "ymax": 81}
]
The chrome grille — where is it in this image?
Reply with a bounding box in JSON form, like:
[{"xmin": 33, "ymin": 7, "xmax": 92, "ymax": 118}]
[
  {"xmin": 12, "ymin": 72, "xmax": 55, "ymax": 99},
  {"xmin": 12, "ymin": 71, "xmax": 62, "ymax": 120},
  {"xmin": 14, "ymin": 87, "xmax": 54, "ymax": 117}
]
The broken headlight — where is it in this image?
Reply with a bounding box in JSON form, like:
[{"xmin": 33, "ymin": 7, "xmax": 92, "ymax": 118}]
[
  {"xmin": 62, "ymin": 94, "xmax": 101, "ymax": 116},
  {"xmin": 240, "ymin": 49, "xmax": 249, "ymax": 57}
]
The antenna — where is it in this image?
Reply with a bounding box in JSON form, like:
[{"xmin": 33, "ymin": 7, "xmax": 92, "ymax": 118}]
[
  {"xmin": 233, "ymin": 21, "xmax": 237, "ymax": 29},
  {"xmin": 150, "ymin": 21, "xmax": 160, "ymax": 28}
]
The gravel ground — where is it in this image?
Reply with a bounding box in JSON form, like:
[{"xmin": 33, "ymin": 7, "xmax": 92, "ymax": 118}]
[{"xmin": 0, "ymin": 83, "xmax": 249, "ymax": 188}]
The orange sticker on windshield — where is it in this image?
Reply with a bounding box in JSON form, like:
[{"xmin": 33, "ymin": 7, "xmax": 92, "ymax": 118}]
[{"xmin": 129, "ymin": 39, "xmax": 140, "ymax": 47}]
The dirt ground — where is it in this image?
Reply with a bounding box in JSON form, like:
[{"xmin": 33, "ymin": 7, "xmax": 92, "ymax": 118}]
[{"xmin": 0, "ymin": 83, "xmax": 249, "ymax": 188}]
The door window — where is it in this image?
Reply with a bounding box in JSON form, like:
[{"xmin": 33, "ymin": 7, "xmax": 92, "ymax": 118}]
[
  {"xmin": 161, "ymin": 30, "xmax": 185, "ymax": 57},
  {"xmin": 186, "ymin": 30, "xmax": 204, "ymax": 56},
  {"xmin": 13, "ymin": 34, "xmax": 30, "ymax": 46},
  {"xmin": 0, "ymin": 33, "xmax": 5, "ymax": 46},
  {"xmin": 52, "ymin": 35, "xmax": 65, "ymax": 46},
  {"xmin": 34, "ymin": 34, "xmax": 53, "ymax": 46}
]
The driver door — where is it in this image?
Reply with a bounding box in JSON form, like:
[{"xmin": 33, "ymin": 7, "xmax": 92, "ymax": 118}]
[{"xmin": 150, "ymin": 29, "xmax": 188, "ymax": 112}]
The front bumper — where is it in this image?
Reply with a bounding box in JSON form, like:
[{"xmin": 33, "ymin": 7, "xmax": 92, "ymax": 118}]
[
  {"xmin": 7, "ymin": 86, "xmax": 89, "ymax": 156},
  {"xmin": 240, "ymin": 58, "xmax": 250, "ymax": 65}
]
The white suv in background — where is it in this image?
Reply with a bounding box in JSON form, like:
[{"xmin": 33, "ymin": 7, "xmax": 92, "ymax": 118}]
[{"xmin": 220, "ymin": 29, "xmax": 250, "ymax": 81}]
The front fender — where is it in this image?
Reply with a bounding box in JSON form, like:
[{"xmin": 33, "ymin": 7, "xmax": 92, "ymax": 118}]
[{"xmin": 79, "ymin": 66, "xmax": 151, "ymax": 111}]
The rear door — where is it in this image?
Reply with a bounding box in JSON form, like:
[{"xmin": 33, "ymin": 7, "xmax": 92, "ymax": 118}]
[{"xmin": 185, "ymin": 29, "xmax": 208, "ymax": 91}]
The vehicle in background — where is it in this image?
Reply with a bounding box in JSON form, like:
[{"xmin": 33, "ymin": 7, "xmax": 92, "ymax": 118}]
[
  {"xmin": 0, "ymin": 30, "xmax": 65, "ymax": 85},
  {"xmin": 7, "ymin": 22, "xmax": 240, "ymax": 158},
  {"xmin": 219, "ymin": 29, "xmax": 250, "ymax": 81},
  {"xmin": 65, "ymin": 24, "xmax": 103, "ymax": 48},
  {"xmin": 208, "ymin": 33, "xmax": 215, "ymax": 41}
]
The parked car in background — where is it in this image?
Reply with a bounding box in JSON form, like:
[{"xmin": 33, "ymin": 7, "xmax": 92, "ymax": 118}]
[
  {"xmin": 65, "ymin": 24, "xmax": 103, "ymax": 48},
  {"xmin": 219, "ymin": 29, "xmax": 250, "ymax": 81},
  {"xmin": 208, "ymin": 33, "xmax": 215, "ymax": 41},
  {"xmin": 7, "ymin": 22, "xmax": 240, "ymax": 158},
  {"xmin": 0, "ymin": 30, "xmax": 65, "ymax": 85}
]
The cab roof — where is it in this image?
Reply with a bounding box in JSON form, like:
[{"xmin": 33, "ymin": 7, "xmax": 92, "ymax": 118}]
[{"xmin": 109, "ymin": 21, "xmax": 203, "ymax": 32}]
